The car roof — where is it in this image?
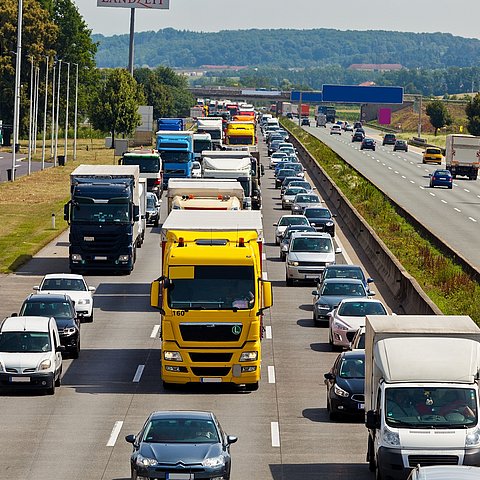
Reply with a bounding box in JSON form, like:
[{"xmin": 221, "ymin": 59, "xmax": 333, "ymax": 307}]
[
  {"xmin": 338, "ymin": 297, "xmax": 383, "ymax": 305},
  {"xmin": 325, "ymin": 264, "xmax": 362, "ymax": 272},
  {"xmin": 24, "ymin": 294, "xmax": 71, "ymax": 303},
  {"xmin": 323, "ymin": 278, "xmax": 364, "ymax": 285},
  {"xmin": 43, "ymin": 273, "xmax": 84, "ymax": 280},
  {"xmin": 1, "ymin": 316, "xmax": 51, "ymax": 332},
  {"xmin": 340, "ymin": 350, "xmax": 366, "ymax": 361},
  {"xmin": 411, "ymin": 466, "xmax": 480, "ymax": 480},
  {"xmin": 149, "ymin": 410, "xmax": 214, "ymax": 421},
  {"xmin": 291, "ymin": 231, "xmax": 332, "ymax": 239}
]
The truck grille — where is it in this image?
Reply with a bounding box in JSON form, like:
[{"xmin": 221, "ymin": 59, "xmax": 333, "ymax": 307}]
[
  {"xmin": 71, "ymin": 231, "xmax": 125, "ymax": 253},
  {"xmin": 191, "ymin": 367, "xmax": 231, "ymax": 377},
  {"xmin": 189, "ymin": 353, "xmax": 233, "ymax": 363},
  {"xmin": 180, "ymin": 323, "xmax": 243, "ymax": 342},
  {"xmin": 298, "ymin": 261, "xmax": 327, "ymax": 267},
  {"xmin": 408, "ymin": 455, "xmax": 459, "ymax": 467}
]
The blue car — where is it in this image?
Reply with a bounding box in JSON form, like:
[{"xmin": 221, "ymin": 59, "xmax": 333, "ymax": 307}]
[{"xmin": 430, "ymin": 169, "xmax": 453, "ymax": 189}]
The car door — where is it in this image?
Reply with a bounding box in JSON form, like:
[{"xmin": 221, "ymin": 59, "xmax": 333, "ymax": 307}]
[{"xmin": 51, "ymin": 320, "xmax": 63, "ymax": 375}]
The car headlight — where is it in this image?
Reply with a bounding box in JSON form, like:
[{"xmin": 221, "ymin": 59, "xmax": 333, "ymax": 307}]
[
  {"xmin": 333, "ymin": 320, "xmax": 349, "ymax": 331},
  {"xmin": 71, "ymin": 254, "xmax": 83, "ymax": 261},
  {"xmin": 118, "ymin": 255, "xmax": 130, "ymax": 262},
  {"xmin": 383, "ymin": 427, "xmax": 400, "ymax": 447},
  {"xmin": 333, "ymin": 384, "xmax": 350, "ymax": 398},
  {"xmin": 202, "ymin": 455, "xmax": 224, "ymax": 468},
  {"xmin": 466, "ymin": 427, "xmax": 480, "ymax": 447},
  {"xmin": 39, "ymin": 359, "xmax": 52, "ymax": 370},
  {"xmin": 77, "ymin": 298, "xmax": 90, "ymax": 305},
  {"xmin": 63, "ymin": 326, "xmax": 77, "ymax": 336},
  {"xmin": 287, "ymin": 260, "xmax": 299, "ymax": 266},
  {"xmin": 163, "ymin": 351, "xmax": 182, "ymax": 362},
  {"xmin": 136, "ymin": 454, "xmax": 159, "ymax": 467},
  {"xmin": 284, "ymin": 199, "xmax": 290, "ymax": 203},
  {"xmin": 326, "ymin": 221, "xmax": 334, "ymax": 226},
  {"xmin": 240, "ymin": 351, "xmax": 258, "ymax": 362},
  {"xmin": 281, "ymin": 244, "xmax": 288, "ymax": 251}
]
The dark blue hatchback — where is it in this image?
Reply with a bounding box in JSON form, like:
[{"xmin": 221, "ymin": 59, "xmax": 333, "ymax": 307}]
[{"xmin": 430, "ymin": 169, "xmax": 453, "ymax": 188}]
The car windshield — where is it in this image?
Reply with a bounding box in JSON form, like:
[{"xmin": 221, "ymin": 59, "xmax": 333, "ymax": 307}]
[
  {"xmin": 143, "ymin": 418, "xmax": 219, "ymax": 444},
  {"xmin": 321, "ymin": 282, "xmax": 366, "ymax": 296},
  {"xmin": 289, "ymin": 182, "xmax": 311, "ymax": 190},
  {"xmin": 272, "ymin": 153, "xmax": 286, "ymax": 159},
  {"xmin": 278, "ymin": 169, "xmax": 296, "ymax": 177},
  {"xmin": 0, "ymin": 332, "xmax": 51, "ymax": 353},
  {"xmin": 325, "ymin": 267, "xmax": 364, "ymax": 281},
  {"xmin": 285, "ymin": 188, "xmax": 307, "ymax": 196},
  {"xmin": 339, "ymin": 358, "xmax": 365, "ymax": 379},
  {"xmin": 20, "ymin": 300, "xmax": 73, "ymax": 319},
  {"xmin": 338, "ymin": 301, "xmax": 386, "ymax": 316},
  {"xmin": 41, "ymin": 278, "xmax": 86, "ymax": 291},
  {"xmin": 147, "ymin": 196, "xmax": 157, "ymax": 208},
  {"xmin": 168, "ymin": 266, "xmax": 255, "ymax": 310},
  {"xmin": 385, "ymin": 387, "xmax": 478, "ymax": 429},
  {"xmin": 435, "ymin": 170, "xmax": 450, "ymax": 176},
  {"xmin": 305, "ymin": 209, "xmax": 331, "ymax": 218},
  {"xmin": 291, "ymin": 237, "xmax": 333, "ymax": 253},
  {"xmin": 426, "ymin": 148, "xmax": 441, "ymax": 155},
  {"xmin": 296, "ymin": 195, "xmax": 319, "ymax": 204},
  {"xmin": 279, "ymin": 217, "xmax": 309, "ymax": 226}
]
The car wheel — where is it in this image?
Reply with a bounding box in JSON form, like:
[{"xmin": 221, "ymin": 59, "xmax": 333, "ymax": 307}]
[
  {"xmin": 55, "ymin": 370, "xmax": 62, "ymax": 387},
  {"xmin": 286, "ymin": 275, "xmax": 293, "ymax": 286},
  {"xmin": 162, "ymin": 380, "xmax": 174, "ymax": 390},
  {"xmin": 329, "ymin": 409, "xmax": 339, "ymax": 421},
  {"xmin": 448, "ymin": 185, "xmax": 453, "ymax": 189},
  {"xmin": 71, "ymin": 341, "xmax": 80, "ymax": 359},
  {"xmin": 154, "ymin": 219, "xmax": 159, "ymax": 227},
  {"xmin": 328, "ymin": 328, "xmax": 333, "ymax": 345},
  {"xmin": 375, "ymin": 463, "xmax": 383, "ymax": 480},
  {"xmin": 244, "ymin": 382, "xmax": 259, "ymax": 391},
  {"xmin": 46, "ymin": 381, "xmax": 56, "ymax": 395}
]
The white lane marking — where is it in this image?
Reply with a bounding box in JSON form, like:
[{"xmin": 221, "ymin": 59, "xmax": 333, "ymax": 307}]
[
  {"xmin": 271, "ymin": 422, "xmax": 280, "ymax": 447},
  {"xmin": 262, "ymin": 271, "xmax": 268, "ymax": 280},
  {"xmin": 388, "ymin": 166, "xmax": 392, "ymax": 170},
  {"xmin": 265, "ymin": 325, "xmax": 272, "ymax": 339},
  {"xmin": 133, "ymin": 365, "xmax": 145, "ymax": 383},
  {"xmin": 376, "ymin": 159, "xmax": 380, "ymax": 163},
  {"xmin": 382, "ymin": 163, "xmax": 386, "ymax": 166},
  {"xmin": 410, "ymin": 180, "xmax": 415, "ymax": 184},
  {"xmin": 107, "ymin": 421, "xmax": 123, "ymax": 447},
  {"xmin": 150, "ymin": 324, "xmax": 160, "ymax": 338},
  {"xmin": 453, "ymin": 183, "xmax": 458, "ymax": 187},
  {"xmin": 334, "ymin": 236, "xmax": 352, "ymax": 265},
  {"xmin": 464, "ymin": 189, "xmax": 470, "ymax": 193},
  {"xmin": 441, "ymin": 200, "xmax": 448, "ymax": 204},
  {"xmin": 454, "ymin": 208, "xmax": 461, "ymax": 212},
  {"xmin": 477, "ymin": 195, "xmax": 480, "ymax": 199},
  {"xmin": 429, "ymin": 192, "xmax": 435, "ymax": 197},
  {"xmin": 394, "ymin": 171, "xmax": 399, "ymax": 174},
  {"xmin": 469, "ymin": 217, "xmax": 477, "ymax": 222},
  {"xmin": 262, "ymin": 253, "xmax": 266, "ymax": 261},
  {"xmin": 419, "ymin": 186, "xmax": 425, "ymax": 190},
  {"xmin": 401, "ymin": 175, "xmax": 406, "ymax": 179},
  {"xmin": 410, "ymin": 161, "xmax": 414, "ymax": 165},
  {"xmin": 268, "ymin": 366, "xmax": 276, "ymax": 384},
  {"xmin": 417, "ymin": 165, "xmax": 422, "ymax": 168}
]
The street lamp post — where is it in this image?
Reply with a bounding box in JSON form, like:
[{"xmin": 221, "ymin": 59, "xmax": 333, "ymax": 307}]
[
  {"xmin": 73, "ymin": 63, "xmax": 79, "ymax": 161},
  {"xmin": 64, "ymin": 62, "xmax": 70, "ymax": 162},
  {"xmin": 11, "ymin": 0, "xmax": 24, "ymax": 181},
  {"xmin": 41, "ymin": 56, "xmax": 49, "ymax": 170},
  {"xmin": 50, "ymin": 61, "xmax": 56, "ymax": 158},
  {"xmin": 33, "ymin": 65, "xmax": 40, "ymax": 155},
  {"xmin": 28, "ymin": 57, "xmax": 34, "ymax": 175},
  {"xmin": 54, "ymin": 59, "xmax": 62, "ymax": 166}
]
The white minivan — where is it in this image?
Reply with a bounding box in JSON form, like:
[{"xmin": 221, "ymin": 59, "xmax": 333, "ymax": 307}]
[{"xmin": 0, "ymin": 316, "xmax": 63, "ymax": 395}]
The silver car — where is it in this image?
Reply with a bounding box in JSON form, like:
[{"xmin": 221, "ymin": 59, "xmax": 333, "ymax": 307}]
[
  {"xmin": 291, "ymin": 193, "xmax": 322, "ymax": 214},
  {"xmin": 282, "ymin": 187, "xmax": 308, "ymax": 210},
  {"xmin": 285, "ymin": 232, "xmax": 341, "ymax": 285},
  {"xmin": 274, "ymin": 215, "xmax": 311, "ymax": 245}
]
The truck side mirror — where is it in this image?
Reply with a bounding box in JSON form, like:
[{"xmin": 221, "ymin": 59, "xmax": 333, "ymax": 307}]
[
  {"xmin": 63, "ymin": 203, "xmax": 70, "ymax": 223},
  {"xmin": 261, "ymin": 280, "xmax": 273, "ymax": 311},
  {"xmin": 133, "ymin": 205, "xmax": 140, "ymax": 222},
  {"xmin": 365, "ymin": 410, "xmax": 380, "ymax": 430},
  {"xmin": 150, "ymin": 279, "xmax": 165, "ymax": 315},
  {"xmin": 260, "ymin": 164, "xmax": 265, "ymax": 175}
]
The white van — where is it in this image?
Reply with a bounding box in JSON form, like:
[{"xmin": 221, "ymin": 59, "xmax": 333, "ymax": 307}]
[{"xmin": 0, "ymin": 316, "xmax": 63, "ymax": 395}]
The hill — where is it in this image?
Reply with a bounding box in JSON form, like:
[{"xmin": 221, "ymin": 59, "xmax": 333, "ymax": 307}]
[{"xmin": 93, "ymin": 28, "xmax": 480, "ymax": 69}]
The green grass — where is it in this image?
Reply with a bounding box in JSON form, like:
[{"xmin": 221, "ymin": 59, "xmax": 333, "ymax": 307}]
[{"xmin": 282, "ymin": 119, "xmax": 480, "ymax": 322}]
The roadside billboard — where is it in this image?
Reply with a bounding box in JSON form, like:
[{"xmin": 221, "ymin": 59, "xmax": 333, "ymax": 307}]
[
  {"xmin": 322, "ymin": 85, "xmax": 403, "ymax": 104},
  {"xmin": 97, "ymin": 0, "xmax": 170, "ymax": 9}
]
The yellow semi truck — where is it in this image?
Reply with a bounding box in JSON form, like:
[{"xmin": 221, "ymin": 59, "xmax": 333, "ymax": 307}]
[
  {"xmin": 151, "ymin": 210, "xmax": 272, "ymax": 390},
  {"xmin": 225, "ymin": 121, "xmax": 256, "ymax": 147}
]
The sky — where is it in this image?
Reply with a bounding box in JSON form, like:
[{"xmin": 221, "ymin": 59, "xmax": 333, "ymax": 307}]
[{"xmin": 76, "ymin": 0, "xmax": 480, "ymax": 39}]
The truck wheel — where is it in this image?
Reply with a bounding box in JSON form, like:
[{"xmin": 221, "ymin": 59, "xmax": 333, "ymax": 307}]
[
  {"xmin": 162, "ymin": 381, "xmax": 173, "ymax": 390},
  {"xmin": 368, "ymin": 437, "xmax": 376, "ymax": 472},
  {"xmin": 244, "ymin": 382, "xmax": 259, "ymax": 391},
  {"xmin": 375, "ymin": 464, "xmax": 383, "ymax": 480},
  {"xmin": 286, "ymin": 276, "xmax": 293, "ymax": 286}
]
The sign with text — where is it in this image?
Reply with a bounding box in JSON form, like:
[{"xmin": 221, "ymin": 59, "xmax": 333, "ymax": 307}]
[
  {"xmin": 322, "ymin": 85, "xmax": 403, "ymax": 104},
  {"xmin": 290, "ymin": 91, "xmax": 323, "ymax": 103},
  {"xmin": 97, "ymin": 0, "xmax": 170, "ymax": 9}
]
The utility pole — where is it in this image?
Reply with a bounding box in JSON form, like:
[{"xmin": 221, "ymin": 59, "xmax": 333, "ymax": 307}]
[
  {"xmin": 41, "ymin": 56, "xmax": 49, "ymax": 170},
  {"xmin": 64, "ymin": 62, "xmax": 70, "ymax": 161},
  {"xmin": 54, "ymin": 59, "xmax": 62, "ymax": 166},
  {"xmin": 73, "ymin": 63, "xmax": 79, "ymax": 161}
]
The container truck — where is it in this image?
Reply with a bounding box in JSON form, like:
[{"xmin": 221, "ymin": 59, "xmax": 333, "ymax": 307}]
[
  {"xmin": 192, "ymin": 132, "xmax": 212, "ymax": 161},
  {"xmin": 156, "ymin": 118, "xmax": 185, "ymax": 132},
  {"xmin": 365, "ymin": 315, "xmax": 480, "ymax": 480},
  {"xmin": 119, "ymin": 149, "xmax": 163, "ymax": 198},
  {"xmin": 64, "ymin": 165, "xmax": 145, "ymax": 274},
  {"xmin": 189, "ymin": 106, "xmax": 204, "ymax": 119},
  {"xmin": 445, "ymin": 134, "xmax": 480, "ymax": 180},
  {"xmin": 156, "ymin": 131, "xmax": 194, "ymax": 188},
  {"xmin": 150, "ymin": 210, "xmax": 273, "ymax": 390},
  {"xmin": 196, "ymin": 117, "xmax": 223, "ymax": 149},
  {"xmin": 225, "ymin": 121, "xmax": 256, "ymax": 147},
  {"xmin": 166, "ymin": 178, "xmax": 244, "ymax": 211},
  {"xmin": 316, "ymin": 105, "xmax": 336, "ymax": 123}
]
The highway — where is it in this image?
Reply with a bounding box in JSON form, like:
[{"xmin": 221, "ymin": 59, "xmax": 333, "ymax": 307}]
[
  {"xmin": 0, "ymin": 151, "xmax": 54, "ymax": 183},
  {"xmin": 0, "ymin": 135, "xmax": 399, "ymax": 480},
  {"xmin": 302, "ymin": 122, "xmax": 480, "ymax": 270}
]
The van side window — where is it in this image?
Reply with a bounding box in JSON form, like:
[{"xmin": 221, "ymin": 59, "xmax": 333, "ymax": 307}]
[{"xmin": 376, "ymin": 387, "xmax": 382, "ymax": 413}]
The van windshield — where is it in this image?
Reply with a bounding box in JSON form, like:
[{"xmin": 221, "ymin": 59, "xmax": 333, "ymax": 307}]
[{"xmin": 0, "ymin": 332, "xmax": 51, "ymax": 353}]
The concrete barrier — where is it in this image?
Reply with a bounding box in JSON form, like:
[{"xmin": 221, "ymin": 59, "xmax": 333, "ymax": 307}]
[{"xmin": 287, "ymin": 128, "xmax": 443, "ymax": 315}]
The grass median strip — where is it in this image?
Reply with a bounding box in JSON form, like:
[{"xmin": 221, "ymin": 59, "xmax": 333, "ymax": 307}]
[
  {"xmin": 0, "ymin": 141, "xmax": 115, "ymax": 273},
  {"xmin": 282, "ymin": 119, "xmax": 480, "ymax": 322}
]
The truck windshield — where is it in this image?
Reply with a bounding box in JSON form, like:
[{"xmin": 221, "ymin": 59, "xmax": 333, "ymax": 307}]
[
  {"xmin": 228, "ymin": 136, "xmax": 253, "ymax": 145},
  {"xmin": 205, "ymin": 130, "xmax": 221, "ymax": 140},
  {"xmin": 385, "ymin": 387, "xmax": 478, "ymax": 428},
  {"xmin": 121, "ymin": 156, "xmax": 160, "ymax": 173},
  {"xmin": 168, "ymin": 266, "xmax": 255, "ymax": 310},
  {"xmin": 160, "ymin": 151, "xmax": 190, "ymax": 163},
  {"xmin": 0, "ymin": 332, "xmax": 51, "ymax": 353},
  {"xmin": 71, "ymin": 199, "xmax": 130, "ymax": 224},
  {"xmin": 194, "ymin": 140, "xmax": 212, "ymax": 153},
  {"xmin": 238, "ymin": 178, "xmax": 251, "ymax": 197}
]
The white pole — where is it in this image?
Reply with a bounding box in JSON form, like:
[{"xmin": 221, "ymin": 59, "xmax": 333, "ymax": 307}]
[
  {"xmin": 54, "ymin": 59, "xmax": 62, "ymax": 167},
  {"xmin": 73, "ymin": 63, "xmax": 79, "ymax": 161},
  {"xmin": 11, "ymin": 0, "xmax": 23, "ymax": 182},
  {"xmin": 64, "ymin": 62, "xmax": 70, "ymax": 162},
  {"xmin": 33, "ymin": 65, "xmax": 40, "ymax": 156},
  {"xmin": 50, "ymin": 62, "xmax": 56, "ymax": 158},
  {"xmin": 28, "ymin": 57, "xmax": 33, "ymax": 174},
  {"xmin": 41, "ymin": 56, "xmax": 49, "ymax": 170}
]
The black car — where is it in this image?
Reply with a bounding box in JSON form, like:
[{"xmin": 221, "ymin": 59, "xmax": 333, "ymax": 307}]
[
  {"xmin": 146, "ymin": 192, "xmax": 160, "ymax": 227},
  {"xmin": 268, "ymin": 139, "xmax": 283, "ymax": 156},
  {"xmin": 303, "ymin": 207, "xmax": 336, "ymax": 237},
  {"xmin": 276, "ymin": 170, "xmax": 297, "ymax": 189},
  {"xmin": 19, "ymin": 294, "xmax": 81, "ymax": 358},
  {"xmin": 351, "ymin": 131, "xmax": 365, "ymax": 142},
  {"xmin": 360, "ymin": 138, "xmax": 376, "ymax": 151},
  {"xmin": 301, "ymin": 117, "xmax": 311, "ymax": 126},
  {"xmin": 382, "ymin": 133, "xmax": 396, "ymax": 146},
  {"xmin": 393, "ymin": 139, "xmax": 408, "ymax": 152},
  {"xmin": 324, "ymin": 351, "xmax": 365, "ymax": 420},
  {"xmin": 318, "ymin": 264, "xmax": 374, "ymax": 294},
  {"xmin": 126, "ymin": 410, "xmax": 237, "ymax": 480}
]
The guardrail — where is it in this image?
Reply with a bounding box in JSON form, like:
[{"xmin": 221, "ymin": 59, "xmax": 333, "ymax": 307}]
[{"xmin": 284, "ymin": 127, "xmax": 443, "ymax": 315}]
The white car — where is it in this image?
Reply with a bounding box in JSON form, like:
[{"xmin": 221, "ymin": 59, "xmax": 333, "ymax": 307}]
[
  {"xmin": 191, "ymin": 161, "xmax": 202, "ymax": 178},
  {"xmin": 273, "ymin": 215, "xmax": 310, "ymax": 245},
  {"xmin": 330, "ymin": 125, "xmax": 342, "ymax": 135},
  {"xmin": 34, "ymin": 273, "xmax": 95, "ymax": 322},
  {"xmin": 328, "ymin": 298, "xmax": 388, "ymax": 350},
  {"xmin": 407, "ymin": 466, "xmax": 480, "ymax": 480},
  {"xmin": 269, "ymin": 152, "xmax": 288, "ymax": 169}
]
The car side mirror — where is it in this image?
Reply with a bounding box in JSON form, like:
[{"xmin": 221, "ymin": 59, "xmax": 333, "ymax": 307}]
[
  {"xmin": 33, "ymin": 286, "xmax": 39, "ymax": 291},
  {"xmin": 125, "ymin": 434, "xmax": 136, "ymax": 444},
  {"xmin": 273, "ymin": 223, "xmax": 278, "ymax": 226},
  {"xmin": 324, "ymin": 372, "xmax": 334, "ymax": 381},
  {"xmin": 89, "ymin": 286, "xmax": 96, "ymax": 292},
  {"xmin": 57, "ymin": 345, "xmax": 66, "ymax": 353},
  {"xmin": 335, "ymin": 247, "xmax": 342, "ymax": 254},
  {"xmin": 311, "ymin": 290, "xmax": 318, "ymax": 296},
  {"xmin": 366, "ymin": 410, "xmax": 380, "ymax": 430},
  {"xmin": 368, "ymin": 290, "xmax": 376, "ymax": 296},
  {"xmin": 227, "ymin": 435, "xmax": 238, "ymax": 445},
  {"xmin": 10, "ymin": 312, "xmax": 18, "ymax": 317}
]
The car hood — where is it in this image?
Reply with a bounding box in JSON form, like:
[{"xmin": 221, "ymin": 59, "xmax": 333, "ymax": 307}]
[
  {"xmin": 55, "ymin": 318, "xmax": 76, "ymax": 329},
  {"xmin": 336, "ymin": 377, "xmax": 364, "ymax": 395},
  {"xmin": 140, "ymin": 442, "xmax": 222, "ymax": 464},
  {"xmin": 289, "ymin": 252, "xmax": 334, "ymax": 262},
  {"xmin": 317, "ymin": 295, "xmax": 355, "ymax": 308},
  {"xmin": 334, "ymin": 315, "xmax": 365, "ymax": 330},
  {"xmin": 38, "ymin": 290, "xmax": 89, "ymax": 304},
  {"xmin": 0, "ymin": 352, "xmax": 51, "ymax": 369},
  {"xmin": 307, "ymin": 217, "xmax": 331, "ymax": 225}
]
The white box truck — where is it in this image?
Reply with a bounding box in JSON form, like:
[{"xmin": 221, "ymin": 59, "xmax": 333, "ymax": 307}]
[
  {"xmin": 197, "ymin": 117, "xmax": 224, "ymax": 149},
  {"xmin": 445, "ymin": 134, "xmax": 480, "ymax": 180},
  {"xmin": 365, "ymin": 315, "xmax": 480, "ymax": 480}
]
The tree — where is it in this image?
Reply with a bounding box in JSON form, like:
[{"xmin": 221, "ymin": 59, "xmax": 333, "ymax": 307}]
[
  {"xmin": 89, "ymin": 69, "xmax": 145, "ymax": 147},
  {"xmin": 465, "ymin": 93, "xmax": 480, "ymax": 136},
  {"xmin": 425, "ymin": 100, "xmax": 452, "ymax": 136}
]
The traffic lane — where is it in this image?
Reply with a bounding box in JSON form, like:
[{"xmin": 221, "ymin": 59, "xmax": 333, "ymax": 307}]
[
  {"xmin": 262, "ymin": 159, "xmax": 372, "ymax": 479},
  {"xmin": 0, "ymin": 153, "xmax": 54, "ymax": 183},
  {"xmin": 304, "ymin": 123, "xmax": 480, "ymax": 269}
]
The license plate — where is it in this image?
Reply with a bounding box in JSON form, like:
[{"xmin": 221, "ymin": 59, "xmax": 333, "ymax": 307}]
[
  {"xmin": 94, "ymin": 256, "xmax": 107, "ymax": 261},
  {"xmin": 11, "ymin": 377, "xmax": 30, "ymax": 383},
  {"xmin": 201, "ymin": 378, "xmax": 222, "ymax": 383},
  {"xmin": 358, "ymin": 403, "xmax": 365, "ymax": 409},
  {"xmin": 306, "ymin": 275, "xmax": 319, "ymax": 279},
  {"xmin": 84, "ymin": 236, "xmax": 94, "ymax": 241},
  {"xmin": 167, "ymin": 474, "xmax": 193, "ymax": 479}
]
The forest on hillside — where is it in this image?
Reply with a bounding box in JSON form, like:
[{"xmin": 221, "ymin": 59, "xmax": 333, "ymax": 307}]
[{"xmin": 93, "ymin": 28, "xmax": 480, "ymax": 70}]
